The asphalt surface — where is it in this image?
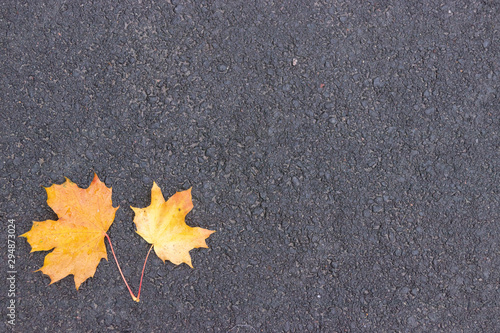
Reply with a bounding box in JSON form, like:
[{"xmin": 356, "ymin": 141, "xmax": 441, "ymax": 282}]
[{"xmin": 1, "ymin": 1, "xmax": 499, "ymax": 332}]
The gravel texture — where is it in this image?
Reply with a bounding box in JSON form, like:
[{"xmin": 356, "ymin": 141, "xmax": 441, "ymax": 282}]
[{"xmin": 1, "ymin": 0, "xmax": 499, "ymax": 332}]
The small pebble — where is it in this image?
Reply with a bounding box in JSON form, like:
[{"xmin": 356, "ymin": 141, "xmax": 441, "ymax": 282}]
[{"xmin": 425, "ymin": 107, "xmax": 435, "ymax": 115}]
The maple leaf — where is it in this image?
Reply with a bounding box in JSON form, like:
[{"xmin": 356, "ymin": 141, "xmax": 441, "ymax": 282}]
[
  {"xmin": 21, "ymin": 174, "xmax": 118, "ymax": 290},
  {"xmin": 131, "ymin": 183, "xmax": 215, "ymax": 267}
]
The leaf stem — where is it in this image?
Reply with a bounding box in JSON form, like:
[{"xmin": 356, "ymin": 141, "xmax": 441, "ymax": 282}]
[
  {"xmin": 105, "ymin": 233, "xmax": 139, "ymax": 302},
  {"xmin": 136, "ymin": 245, "xmax": 154, "ymax": 301}
]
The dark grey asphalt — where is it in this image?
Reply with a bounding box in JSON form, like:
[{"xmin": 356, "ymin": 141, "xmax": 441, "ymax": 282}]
[{"xmin": 1, "ymin": 1, "xmax": 499, "ymax": 332}]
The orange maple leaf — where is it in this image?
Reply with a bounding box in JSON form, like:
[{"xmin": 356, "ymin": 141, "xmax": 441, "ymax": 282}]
[
  {"xmin": 131, "ymin": 183, "xmax": 215, "ymax": 267},
  {"xmin": 21, "ymin": 174, "xmax": 118, "ymax": 290}
]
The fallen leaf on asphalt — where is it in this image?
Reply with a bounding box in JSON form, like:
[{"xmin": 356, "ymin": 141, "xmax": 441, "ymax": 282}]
[
  {"xmin": 21, "ymin": 174, "xmax": 118, "ymax": 289},
  {"xmin": 131, "ymin": 183, "xmax": 215, "ymax": 267}
]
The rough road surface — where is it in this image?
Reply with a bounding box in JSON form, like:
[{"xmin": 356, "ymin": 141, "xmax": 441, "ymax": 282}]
[{"xmin": 1, "ymin": 1, "xmax": 499, "ymax": 332}]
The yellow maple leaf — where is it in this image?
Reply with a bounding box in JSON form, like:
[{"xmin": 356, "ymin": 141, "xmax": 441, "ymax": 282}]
[
  {"xmin": 21, "ymin": 174, "xmax": 118, "ymax": 290},
  {"xmin": 131, "ymin": 183, "xmax": 215, "ymax": 267}
]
